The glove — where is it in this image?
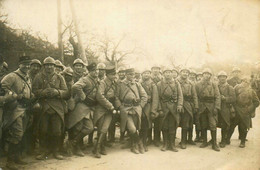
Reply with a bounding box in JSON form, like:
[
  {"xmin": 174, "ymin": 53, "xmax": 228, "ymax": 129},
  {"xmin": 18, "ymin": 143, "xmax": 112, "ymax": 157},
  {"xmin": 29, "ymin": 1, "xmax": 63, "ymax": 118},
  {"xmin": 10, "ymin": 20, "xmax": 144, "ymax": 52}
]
[
  {"xmin": 117, "ymin": 110, "xmax": 120, "ymax": 114},
  {"xmin": 150, "ymin": 112, "xmax": 157, "ymax": 120},
  {"xmin": 41, "ymin": 89, "xmax": 50, "ymax": 97},
  {"xmin": 4, "ymin": 93, "xmax": 17, "ymax": 102},
  {"xmin": 112, "ymin": 110, "xmax": 117, "ymax": 114},
  {"xmin": 177, "ymin": 106, "xmax": 182, "ymax": 113},
  {"xmin": 49, "ymin": 89, "xmax": 59, "ymax": 97}
]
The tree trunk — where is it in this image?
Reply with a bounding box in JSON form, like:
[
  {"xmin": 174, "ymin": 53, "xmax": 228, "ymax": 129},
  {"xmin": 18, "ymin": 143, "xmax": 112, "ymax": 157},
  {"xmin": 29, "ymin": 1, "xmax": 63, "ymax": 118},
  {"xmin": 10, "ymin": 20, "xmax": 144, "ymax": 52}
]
[{"xmin": 57, "ymin": 0, "xmax": 63, "ymax": 62}]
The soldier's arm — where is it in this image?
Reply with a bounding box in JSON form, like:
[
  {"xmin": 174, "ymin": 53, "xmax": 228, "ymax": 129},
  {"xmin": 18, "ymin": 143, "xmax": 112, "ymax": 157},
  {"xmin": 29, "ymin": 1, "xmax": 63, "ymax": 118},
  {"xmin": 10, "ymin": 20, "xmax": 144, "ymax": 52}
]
[
  {"xmin": 137, "ymin": 83, "xmax": 148, "ymax": 108},
  {"xmin": 191, "ymin": 83, "xmax": 199, "ymax": 109},
  {"xmin": 251, "ymin": 89, "xmax": 260, "ymax": 108},
  {"xmin": 225, "ymin": 86, "xmax": 236, "ymax": 104},
  {"xmin": 157, "ymin": 82, "xmax": 162, "ymax": 111},
  {"xmin": 1, "ymin": 73, "xmax": 15, "ymax": 93},
  {"xmin": 96, "ymin": 81, "xmax": 114, "ymax": 110},
  {"xmin": 72, "ymin": 77, "xmax": 87, "ymax": 101},
  {"xmin": 57, "ymin": 75, "xmax": 68, "ymax": 99},
  {"xmin": 213, "ymin": 83, "xmax": 221, "ymax": 110},
  {"xmin": 176, "ymin": 81, "xmax": 183, "ymax": 109},
  {"xmin": 114, "ymin": 83, "xmax": 122, "ymax": 109}
]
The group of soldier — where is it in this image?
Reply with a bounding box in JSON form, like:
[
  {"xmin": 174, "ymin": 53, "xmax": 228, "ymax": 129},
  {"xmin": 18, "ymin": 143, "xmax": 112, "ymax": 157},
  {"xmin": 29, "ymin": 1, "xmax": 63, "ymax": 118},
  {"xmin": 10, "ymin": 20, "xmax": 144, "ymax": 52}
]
[{"xmin": 0, "ymin": 55, "xmax": 259, "ymax": 170}]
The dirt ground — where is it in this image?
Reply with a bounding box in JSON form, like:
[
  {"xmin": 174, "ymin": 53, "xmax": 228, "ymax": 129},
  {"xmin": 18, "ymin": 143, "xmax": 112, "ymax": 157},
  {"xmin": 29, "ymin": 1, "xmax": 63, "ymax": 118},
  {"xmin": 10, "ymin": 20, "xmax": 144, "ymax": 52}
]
[{"xmin": 1, "ymin": 109, "xmax": 260, "ymax": 170}]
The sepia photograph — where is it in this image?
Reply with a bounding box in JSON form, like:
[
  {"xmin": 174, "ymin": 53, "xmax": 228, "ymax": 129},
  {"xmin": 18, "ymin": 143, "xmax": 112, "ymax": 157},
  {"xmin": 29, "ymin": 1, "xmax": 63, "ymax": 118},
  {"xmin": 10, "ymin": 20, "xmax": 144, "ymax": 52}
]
[{"xmin": 0, "ymin": 0, "xmax": 260, "ymax": 169}]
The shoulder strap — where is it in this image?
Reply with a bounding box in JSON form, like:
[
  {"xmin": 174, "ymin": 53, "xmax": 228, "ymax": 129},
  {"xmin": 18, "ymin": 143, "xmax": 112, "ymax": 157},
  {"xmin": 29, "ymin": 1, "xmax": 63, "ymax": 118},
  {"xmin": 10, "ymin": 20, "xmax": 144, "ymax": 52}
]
[{"xmin": 13, "ymin": 72, "xmax": 32, "ymax": 97}]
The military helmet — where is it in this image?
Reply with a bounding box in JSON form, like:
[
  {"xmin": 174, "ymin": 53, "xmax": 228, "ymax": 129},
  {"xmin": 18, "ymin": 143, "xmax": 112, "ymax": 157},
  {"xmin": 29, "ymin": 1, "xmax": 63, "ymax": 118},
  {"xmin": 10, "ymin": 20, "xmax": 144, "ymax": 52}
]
[
  {"xmin": 172, "ymin": 67, "xmax": 179, "ymax": 74},
  {"xmin": 163, "ymin": 66, "xmax": 172, "ymax": 73},
  {"xmin": 179, "ymin": 67, "xmax": 190, "ymax": 73},
  {"xmin": 31, "ymin": 59, "xmax": 42, "ymax": 66},
  {"xmin": 189, "ymin": 69, "xmax": 196, "ymax": 75},
  {"xmin": 118, "ymin": 66, "xmax": 126, "ymax": 73},
  {"xmin": 3, "ymin": 62, "xmax": 8, "ymax": 70},
  {"xmin": 151, "ymin": 64, "xmax": 161, "ymax": 70},
  {"xmin": 232, "ymin": 67, "xmax": 241, "ymax": 73},
  {"xmin": 63, "ymin": 67, "xmax": 74, "ymax": 76},
  {"xmin": 142, "ymin": 68, "xmax": 151, "ymax": 74},
  {"xmin": 217, "ymin": 71, "xmax": 227, "ymax": 77},
  {"xmin": 73, "ymin": 58, "xmax": 84, "ymax": 66},
  {"xmin": 97, "ymin": 63, "xmax": 106, "ymax": 70},
  {"xmin": 55, "ymin": 60, "xmax": 64, "ymax": 68},
  {"xmin": 202, "ymin": 68, "xmax": 212, "ymax": 75},
  {"xmin": 43, "ymin": 56, "xmax": 55, "ymax": 65}
]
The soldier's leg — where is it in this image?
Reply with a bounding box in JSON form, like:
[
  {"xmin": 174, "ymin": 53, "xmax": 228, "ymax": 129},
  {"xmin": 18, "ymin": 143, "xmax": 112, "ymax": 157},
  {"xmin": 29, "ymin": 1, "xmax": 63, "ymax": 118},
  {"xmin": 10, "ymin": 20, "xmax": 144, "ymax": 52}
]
[
  {"xmin": 126, "ymin": 114, "xmax": 139, "ymax": 154},
  {"xmin": 238, "ymin": 119, "xmax": 247, "ymax": 148},
  {"xmin": 219, "ymin": 115, "xmax": 228, "ymax": 148},
  {"xmin": 153, "ymin": 117, "xmax": 161, "ymax": 147},
  {"xmin": 50, "ymin": 113, "xmax": 63, "ymax": 160},
  {"xmin": 108, "ymin": 114, "xmax": 116, "ymax": 143},
  {"xmin": 140, "ymin": 114, "xmax": 149, "ymax": 152},
  {"xmin": 194, "ymin": 111, "xmax": 201, "ymax": 142},
  {"xmin": 199, "ymin": 111, "xmax": 209, "ymax": 148},
  {"xmin": 99, "ymin": 114, "xmax": 112, "ymax": 156},
  {"xmin": 161, "ymin": 115, "xmax": 169, "ymax": 151},
  {"xmin": 168, "ymin": 114, "xmax": 178, "ymax": 152},
  {"xmin": 226, "ymin": 115, "xmax": 239, "ymax": 144},
  {"xmin": 180, "ymin": 111, "xmax": 188, "ymax": 149},
  {"xmin": 208, "ymin": 111, "xmax": 220, "ymax": 151}
]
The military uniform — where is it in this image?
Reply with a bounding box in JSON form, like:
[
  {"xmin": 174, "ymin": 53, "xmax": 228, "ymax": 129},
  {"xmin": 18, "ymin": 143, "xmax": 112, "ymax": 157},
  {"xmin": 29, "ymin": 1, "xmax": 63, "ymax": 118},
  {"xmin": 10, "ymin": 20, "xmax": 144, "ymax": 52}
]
[
  {"xmin": 67, "ymin": 65, "xmax": 98, "ymax": 156},
  {"xmin": 140, "ymin": 77, "xmax": 159, "ymax": 151},
  {"xmin": 195, "ymin": 70, "xmax": 221, "ymax": 151},
  {"xmin": 33, "ymin": 57, "xmax": 68, "ymax": 160},
  {"xmin": 251, "ymin": 73, "xmax": 260, "ymax": 99},
  {"xmin": 115, "ymin": 69, "xmax": 147, "ymax": 154},
  {"xmin": 157, "ymin": 77, "xmax": 183, "ymax": 152},
  {"xmin": 226, "ymin": 82, "xmax": 259, "ymax": 148},
  {"xmin": 177, "ymin": 76, "xmax": 198, "ymax": 149},
  {"xmin": 218, "ymin": 79, "xmax": 236, "ymax": 147}
]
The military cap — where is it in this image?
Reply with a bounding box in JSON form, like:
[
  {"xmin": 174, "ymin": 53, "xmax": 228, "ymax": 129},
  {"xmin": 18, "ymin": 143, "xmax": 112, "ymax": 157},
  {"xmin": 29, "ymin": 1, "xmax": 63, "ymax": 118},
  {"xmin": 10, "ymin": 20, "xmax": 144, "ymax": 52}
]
[
  {"xmin": 43, "ymin": 56, "xmax": 55, "ymax": 65},
  {"xmin": 106, "ymin": 66, "xmax": 116, "ymax": 75},
  {"xmin": 86, "ymin": 62, "xmax": 97, "ymax": 72},
  {"xmin": 63, "ymin": 67, "xmax": 74, "ymax": 76},
  {"xmin": 151, "ymin": 64, "xmax": 161, "ymax": 69},
  {"xmin": 19, "ymin": 56, "xmax": 31, "ymax": 64},
  {"xmin": 125, "ymin": 68, "xmax": 135, "ymax": 74},
  {"xmin": 97, "ymin": 63, "xmax": 106, "ymax": 70},
  {"xmin": 197, "ymin": 72, "xmax": 202, "ymax": 76},
  {"xmin": 31, "ymin": 59, "xmax": 42, "ymax": 66},
  {"xmin": 73, "ymin": 58, "xmax": 85, "ymax": 66},
  {"xmin": 3, "ymin": 62, "xmax": 8, "ymax": 70},
  {"xmin": 163, "ymin": 67, "xmax": 172, "ymax": 73},
  {"xmin": 202, "ymin": 68, "xmax": 212, "ymax": 75},
  {"xmin": 118, "ymin": 66, "xmax": 126, "ymax": 73},
  {"xmin": 217, "ymin": 71, "xmax": 227, "ymax": 77},
  {"xmin": 142, "ymin": 68, "xmax": 151, "ymax": 74},
  {"xmin": 232, "ymin": 67, "xmax": 241, "ymax": 73}
]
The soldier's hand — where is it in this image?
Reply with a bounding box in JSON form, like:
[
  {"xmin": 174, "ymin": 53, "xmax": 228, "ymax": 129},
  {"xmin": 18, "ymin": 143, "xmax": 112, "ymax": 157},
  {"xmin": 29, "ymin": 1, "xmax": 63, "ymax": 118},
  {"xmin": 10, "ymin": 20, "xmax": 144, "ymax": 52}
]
[
  {"xmin": 177, "ymin": 106, "xmax": 183, "ymax": 113},
  {"xmin": 221, "ymin": 95, "xmax": 226, "ymax": 101},
  {"xmin": 51, "ymin": 89, "xmax": 59, "ymax": 97},
  {"xmin": 159, "ymin": 111, "xmax": 164, "ymax": 117},
  {"xmin": 150, "ymin": 112, "xmax": 157, "ymax": 120},
  {"xmin": 112, "ymin": 110, "xmax": 117, "ymax": 114},
  {"xmin": 117, "ymin": 110, "xmax": 120, "ymax": 114},
  {"xmin": 4, "ymin": 93, "xmax": 16, "ymax": 102}
]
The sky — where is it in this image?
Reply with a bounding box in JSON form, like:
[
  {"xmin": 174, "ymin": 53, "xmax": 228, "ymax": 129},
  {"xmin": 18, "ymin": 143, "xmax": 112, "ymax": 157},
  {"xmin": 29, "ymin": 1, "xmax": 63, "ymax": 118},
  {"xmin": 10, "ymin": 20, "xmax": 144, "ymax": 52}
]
[{"xmin": 2, "ymin": 0, "xmax": 260, "ymax": 69}]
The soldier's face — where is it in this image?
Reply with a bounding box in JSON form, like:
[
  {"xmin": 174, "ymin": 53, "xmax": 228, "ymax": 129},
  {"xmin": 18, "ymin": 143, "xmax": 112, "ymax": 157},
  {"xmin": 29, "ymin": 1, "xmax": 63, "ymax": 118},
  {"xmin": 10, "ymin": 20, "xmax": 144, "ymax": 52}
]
[
  {"xmin": 118, "ymin": 72, "xmax": 125, "ymax": 80},
  {"xmin": 163, "ymin": 71, "xmax": 173, "ymax": 80},
  {"xmin": 203, "ymin": 73, "xmax": 211, "ymax": 80},
  {"xmin": 99, "ymin": 70, "xmax": 105, "ymax": 76},
  {"xmin": 218, "ymin": 75, "xmax": 227, "ymax": 84},
  {"xmin": 30, "ymin": 64, "xmax": 41, "ymax": 72},
  {"xmin": 107, "ymin": 73, "xmax": 117, "ymax": 81},
  {"xmin": 126, "ymin": 72, "xmax": 135, "ymax": 81},
  {"xmin": 44, "ymin": 64, "xmax": 55, "ymax": 74},
  {"xmin": 189, "ymin": 73, "xmax": 196, "ymax": 81},
  {"xmin": 19, "ymin": 63, "xmax": 31, "ymax": 74},
  {"xmin": 89, "ymin": 69, "xmax": 99, "ymax": 78},
  {"xmin": 64, "ymin": 74, "xmax": 73, "ymax": 82},
  {"xmin": 55, "ymin": 66, "xmax": 63, "ymax": 74},
  {"xmin": 197, "ymin": 75, "xmax": 202, "ymax": 81},
  {"xmin": 142, "ymin": 72, "xmax": 151, "ymax": 80},
  {"xmin": 233, "ymin": 71, "xmax": 241, "ymax": 78},
  {"xmin": 151, "ymin": 67, "xmax": 160, "ymax": 75},
  {"xmin": 172, "ymin": 71, "xmax": 178, "ymax": 79},
  {"xmin": 74, "ymin": 64, "xmax": 84, "ymax": 73},
  {"xmin": 180, "ymin": 70, "xmax": 189, "ymax": 79}
]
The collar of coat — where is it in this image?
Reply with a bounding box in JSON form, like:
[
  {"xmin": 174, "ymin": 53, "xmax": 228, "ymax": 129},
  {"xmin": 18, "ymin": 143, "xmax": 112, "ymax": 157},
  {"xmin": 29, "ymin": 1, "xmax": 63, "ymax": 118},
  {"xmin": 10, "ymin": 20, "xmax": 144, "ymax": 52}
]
[
  {"xmin": 177, "ymin": 77, "xmax": 189, "ymax": 84},
  {"xmin": 141, "ymin": 78, "xmax": 152, "ymax": 85},
  {"xmin": 123, "ymin": 79, "xmax": 136, "ymax": 85},
  {"xmin": 87, "ymin": 74, "xmax": 98, "ymax": 84},
  {"xmin": 104, "ymin": 77, "xmax": 115, "ymax": 86},
  {"xmin": 15, "ymin": 69, "xmax": 30, "ymax": 81},
  {"xmin": 162, "ymin": 78, "xmax": 174, "ymax": 84}
]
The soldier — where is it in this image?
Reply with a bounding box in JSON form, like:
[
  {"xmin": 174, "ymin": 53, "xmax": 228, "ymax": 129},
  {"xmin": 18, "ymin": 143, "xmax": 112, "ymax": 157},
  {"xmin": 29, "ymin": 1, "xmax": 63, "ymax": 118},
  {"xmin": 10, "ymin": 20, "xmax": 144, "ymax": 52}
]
[
  {"xmin": 227, "ymin": 67, "xmax": 242, "ymax": 87},
  {"xmin": 108, "ymin": 66, "xmax": 125, "ymax": 144},
  {"xmin": 55, "ymin": 60, "xmax": 64, "ymax": 74},
  {"xmin": 97, "ymin": 63, "xmax": 106, "ymax": 80},
  {"xmin": 1, "ymin": 56, "xmax": 33, "ymax": 169},
  {"xmin": 217, "ymin": 71, "xmax": 236, "ymax": 148},
  {"xmin": 0, "ymin": 60, "xmax": 8, "ymax": 81},
  {"xmin": 177, "ymin": 68, "xmax": 198, "ymax": 149},
  {"xmin": 140, "ymin": 69, "xmax": 159, "ymax": 152},
  {"xmin": 150, "ymin": 65, "xmax": 162, "ymax": 147},
  {"xmin": 172, "ymin": 68, "xmax": 179, "ymax": 79},
  {"xmin": 196, "ymin": 72, "xmax": 203, "ymax": 81},
  {"xmin": 33, "ymin": 56, "xmax": 68, "ymax": 160},
  {"xmin": 135, "ymin": 69, "xmax": 141, "ymax": 83},
  {"xmin": 251, "ymin": 72, "xmax": 260, "ymax": 99},
  {"xmin": 157, "ymin": 67, "xmax": 183, "ymax": 152},
  {"xmin": 93, "ymin": 66, "xmax": 117, "ymax": 158},
  {"xmin": 66, "ymin": 63, "xmax": 98, "ymax": 157},
  {"xmin": 115, "ymin": 68, "xmax": 148, "ymax": 154},
  {"xmin": 226, "ymin": 77, "xmax": 259, "ymax": 148},
  {"xmin": 189, "ymin": 69, "xmax": 197, "ymax": 82},
  {"xmin": 29, "ymin": 59, "xmax": 42, "ymax": 78},
  {"xmin": 195, "ymin": 68, "xmax": 221, "ymax": 152},
  {"xmin": 72, "ymin": 58, "xmax": 86, "ymax": 83}
]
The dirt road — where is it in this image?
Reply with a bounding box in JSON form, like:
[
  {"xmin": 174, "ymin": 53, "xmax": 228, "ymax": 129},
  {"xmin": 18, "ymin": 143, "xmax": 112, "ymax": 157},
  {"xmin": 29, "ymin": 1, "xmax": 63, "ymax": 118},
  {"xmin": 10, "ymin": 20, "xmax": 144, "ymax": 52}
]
[{"xmin": 1, "ymin": 109, "xmax": 260, "ymax": 170}]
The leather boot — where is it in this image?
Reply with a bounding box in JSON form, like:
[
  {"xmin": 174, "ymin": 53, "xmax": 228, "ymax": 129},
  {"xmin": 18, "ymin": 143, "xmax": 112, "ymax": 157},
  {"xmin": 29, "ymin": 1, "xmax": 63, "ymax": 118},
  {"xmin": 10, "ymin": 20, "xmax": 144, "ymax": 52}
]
[
  {"xmin": 6, "ymin": 143, "xmax": 19, "ymax": 170},
  {"xmin": 239, "ymin": 131, "xmax": 247, "ymax": 148},
  {"xmin": 226, "ymin": 127, "xmax": 235, "ymax": 145},
  {"xmin": 147, "ymin": 128, "xmax": 152, "ymax": 146},
  {"xmin": 130, "ymin": 133, "xmax": 139, "ymax": 154},
  {"xmin": 161, "ymin": 130, "xmax": 168, "ymax": 151},
  {"xmin": 143, "ymin": 130, "xmax": 148, "ymax": 152},
  {"xmin": 211, "ymin": 130, "xmax": 220, "ymax": 152},
  {"xmin": 52, "ymin": 136, "xmax": 64, "ymax": 160},
  {"xmin": 88, "ymin": 131, "xmax": 94, "ymax": 146},
  {"xmin": 200, "ymin": 130, "xmax": 208, "ymax": 148},
  {"xmin": 120, "ymin": 131, "xmax": 125, "ymax": 144},
  {"xmin": 219, "ymin": 129, "xmax": 226, "ymax": 148},
  {"xmin": 75, "ymin": 143, "xmax": 85, "ymax": 157},
  {"xmin": 169, "ymin": 133, "xmax": 178, "ymax": 152},
  {"xmin": 187, "ymin": 128, "xmax": 196, "ymax": 145},
  {"xmin": 100, "ymin": 133, "xmax": 107, "ymax": 155},
  {"xmin": 180, "ymin": 129, "xmax": 187, "ymax": 149},
  {"xmin": 14, "ymin": 143, "xmax": 27, "ymax": 165},
  {"xmin": 94, "ymin": 133, "xmax": 103, "ymax": 158},
  {"xmin": 138, "ymin": 140, "xmax": 145, "ymax": 154},
  {"xmin": 6, "ymin": 157, "xmax": 19, "ymax": 170}
]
